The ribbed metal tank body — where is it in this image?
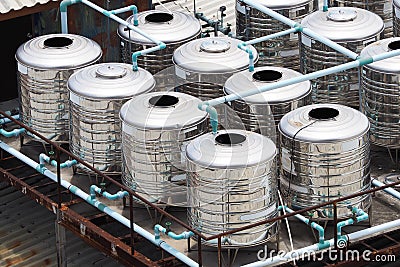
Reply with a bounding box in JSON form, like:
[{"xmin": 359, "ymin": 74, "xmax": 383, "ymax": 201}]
[
  {"xmin": 236, "ymin": 0, "xmax": 318, "ymax": 71},
  {"xmin": 223, "ymin": 66, "xmax": 311, "ymax": 143},
  {"xmin": 330, "ymin": 0, "xmax": 393, "ymax": 38},
  {"xmin": 68, "ymin": 63, "xmax": 155, "ymax": 174},
  {"xmin": 173, "ymin": 37, "xmax": 258, "ymax": 127},
  {"xmin": 300, "ymin": 7, "xmax": 384, "ymax": 108},
  {"xmin": 278, "ymin": 104, "xmax": 371, "ymax": 220},
  {"xmin": 393, "ymin": 0, "xmax": 400, "ymax": 36},
  {"xmin": 118, "ymin": 10, "xmax": 201, "ymax": 90},
  {"xmin": 15, "ymin": 34, "xmax": 102, "ymax": 142},
  {"xmin": 120, "ymin": 92, "xmax": 208, "ymax": 206},
  {"xmin": 186, "ymin": 129, "xmax": 278, "ymax": 248},
  {"xmin": 360, "ymin": 37, "xmax": 400, "ymax": 148}
]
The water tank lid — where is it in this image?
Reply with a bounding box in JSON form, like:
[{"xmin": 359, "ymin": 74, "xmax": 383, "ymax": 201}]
[
  {"xmin": 360, "ymin": 37, "xmax": 400, "ymax": 73},
  {"xmin": 224, "ymin": 66, "xmax": 311, "ymax": 104},
  {"xmin": 186, "ymin": 129, "xmax": 276, "ymax": 169},
  {"xmin": 68, "ymin": 63, "xmax": 155, "ymax": 99},
  {"xmin": 119, "ymin": 92, "xmax": 208, "ymax": 130},
  {"xmin": 240, "ymin": 0, "xmax": 314, "ymax": 9},
  {"xmin": 300, "ymin": 7, "xmax": 384, "ymax": 42},
  {"xmin": 15, "ymin": 34, "xmax": 102, "ymax": 70},
  {"xmin": 117, "ymin": 10, "xmax": 201, "ymax": 44},
  {"xmin": 278, "ymin": 104, "xmax": 370, "ymax": 143},
  {"xmin": 173, "ymin": 37, "xmax": 258, "ymax": 73}
]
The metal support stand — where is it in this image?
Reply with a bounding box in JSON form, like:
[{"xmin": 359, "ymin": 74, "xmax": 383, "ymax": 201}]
[{"xmin": 56, "ymin": 210, "xmax": 67, "ymax": 267}]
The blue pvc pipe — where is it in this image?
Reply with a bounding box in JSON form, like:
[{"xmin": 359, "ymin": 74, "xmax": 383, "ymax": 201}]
[
  {"xmin": 198, "ymin": 103, "xmax": 218, "ymax": 134},
  {"xmin": 279, "ymin": 206, "xmax": 327, "ymax": 246},
  {"xmin": 110, "ymin": 5, "xmax": 138, "ymax": 26},
  {"xmin": 39, "ymin": 153, "xmax": 77, "ymax": 170},
  {"xmin": 0, "ymin": 128, "xmax": 25, "ymax": 138},
  {"xmin": 90, "ymin": 185, "xmax": 128, "ymax": 201},
  {"xmin": 0, "ymin": 115, "xmax": 20, "ymax": 125},
  {"xmin": 323, "ymin": 0, "xmax": 329, "ymax": 12},
  {"xmin": 154, "ymin": 224, "xmax": 194, "ymax": 240},
  {"xmin": 60, "ymin": 0, "xmax": 166, "ymax": 71},
  {"xmin": 337, "ymin": 207, "xmax": 368, "ymax": 238},
  {"xmin": 0, "ymin": 141, "xmax": 199, "ymax": 267},
  {"xmin": 244, "ymin": 27, "xmax": 298, "ymax": 46}
]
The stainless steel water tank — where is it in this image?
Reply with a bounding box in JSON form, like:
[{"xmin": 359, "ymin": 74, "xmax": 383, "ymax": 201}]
[
  {"xmin": 236, "ymin": 0, "xmax": 318, "ymax": 71},
  {"xmin": 68, "ymin": 63, "xmax": 155, "ymax": 175},
  {"xmin": 360, "ymin": 37, "xmax": 400, "ymax": 148},
  {"xmin": 223, "ymin": 66, "xmax": 311, "ymax": 143},
  {"xmin": 300, "ymin": 7, "xmax": 384, "ymax": 108},
  {"xmin": 279, "ymin": 104, "xmax": 371, "ymax": 220},
  {"xmin": 173, "ymin": 36, "xmax": 258, "ymax": 127},
  {"xmin": 393, "ymin": 0, "xmax": 400, "ymax": 36},
  {"xmin": 186, "ymin": 129, "xmax": 278, "ymax": 248},
  {"xmin": 16, "ymin": 34, "xmax": 102, "ymax": 142},
  {"xmin": 118, "ymin": 10, "xmax": 201, "ymax": 89},
  {"xmin": 330, "ymin": 0, "xmax": 393, "ymax": 38},
  {"xmin": 120, "ymin": 92, "xmax": 208, "ymax": 205}
]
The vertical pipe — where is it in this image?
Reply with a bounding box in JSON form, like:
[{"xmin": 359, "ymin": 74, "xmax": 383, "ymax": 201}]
[
  {"xmin": 129, "ymin": 193, "xmax": 134, "ymax": 254},
  {"xmin": 333, "ymin": 202, "xmax": 338, "ymax": 252},
  {"xmin": 217, "ymin": 237, "xmax": 222, "ymax": 267},
  {"xmin": 56, "ymin": 149, "xmax": 62, "ymax": 209},
  {"xmin": 197, "ymin": 236, "xmax": 202, "ymax": 267}
]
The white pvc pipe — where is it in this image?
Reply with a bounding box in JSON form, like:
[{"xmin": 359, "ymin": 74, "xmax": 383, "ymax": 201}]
[
  {"xmin": 372, "ymin": 179, "xmax": 400, "ymax": 200},
  {"xmin": 0, "ymin": 141, "xmax": 199, "ymax": 267}
]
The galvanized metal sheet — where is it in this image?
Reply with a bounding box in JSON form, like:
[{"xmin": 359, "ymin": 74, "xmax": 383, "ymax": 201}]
[{"xmin": 0, "ymin": 0, "xmax": 58, "ymax": 14}]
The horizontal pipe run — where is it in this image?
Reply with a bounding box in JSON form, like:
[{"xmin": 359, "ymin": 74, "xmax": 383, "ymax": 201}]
[
  {"xmin": 372, "ymin": 179, "xmax": 400, "ymax": 200},
  {"xmin": 0, "ymin": 128, "xmax": 25, "ymax": 138},
  {"xmin": 240, "ymin": 0, "xmax": 297, "ymax": 28},
  {"xmin": 154, "ymin": 225, "xmax": 194, "ymax": 240},
  {"xmin": 301, "ymin": 28, "xmax": 358, "ymax": 60},
  {"xmin": 90, "ymin": 185, "xmax": 128, "ymax": 201},
  {"xmin": 0, "ymin": 114, "xmax": 20, "ymax": 125},
  {"xmin": 240, "ymin": 0, "xmax": 358, "ymax": 59},
  {"xmin": 38, "ymin": 153, "xmax": 77, "ymax": 169},
  {"xmin": 0, "ymin": 141, "xmax": 199, "ymax": 267},
  {"xmin": 244, "ymin": 28, "xmax": 298, "ymax": 46}
]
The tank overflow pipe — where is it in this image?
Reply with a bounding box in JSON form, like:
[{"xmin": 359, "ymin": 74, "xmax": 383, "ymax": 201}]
[
  {"xmin": 0, "ymin": 141, "xmax": 200, "ymax": 267},
  {"xmin": 197, "ymin": 103, "xmax": 218, "ymax": 134},
  {"xmin": 323, "ymin": 0, "xmax": 329, "ymax": 12},
  {"xmin": 38, "ymin": 153, "xmax": 77, "ymax": 170},
  {"xmin": 279, "ymin": 206, "xmax": 327, "ymax": 247},
  {"xmin": 239, "ymin": 0, "xmax": 358, "ymax": 59},
  {"xmin": 0, "ymin": 114, "xmax": 20, "ymax": 125},
  {"xmin": 204, "ymin": 48, "xmax": 400, "ymax": 107},
  {"xmin": 89, "ymin": 185, "xmax": 128, "ymax": 201},
  {"xmin": 337, "ymin": 207, "xmax": 369, "ymax": 243},
  {"xmin": 242, "ymin": 218, "xmax": 400, "ymax": 267},
  {"xmin": 154, "ymin": 224, "xmax": 194, "ymax": 240},
  {"xmin": 238, "ymin": 28, "xmax": 299, "ymax": 72},
  {"xmin": 372, "ymin": 178, "xmax": 400, "ymax": 200},
  {"xmin": 0, "ymin": 128, "xmax": 25, "ymax": 138},
  {"xmin": 59, "ymin": 0, "xmax": 166, "ymax": 71}
]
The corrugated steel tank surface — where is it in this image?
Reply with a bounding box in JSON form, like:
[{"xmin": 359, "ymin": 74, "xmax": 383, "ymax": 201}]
[
  {"xmin": 68, "ymin": 63, "xmax": 155, "ymax": 175},
  {"xmin": 118, "ymin": 10, "xmax": 201, "ymax": 90},
  {"xmin": 278, "ymin": 104, "xmax": 371, "ymax": 220},
  {"xmin": 300, "ymin": 7, "xmax": 384, "ymax": 108},
  {"xmin": 330, "ymin": 0, "xmax": 393, "ymax": 38},
  {"xmin": 15, "ymin": 34, "xmax": 102, "ymax": 143},
  {"xmin": 173, "ymin": 36, "xmax": 258, "ymax": 127},
  {"xmin": 223, "ymin": 66, "xmax": 311, "ymax": 143},
  {"xmin": 393, "ymin": 0, "xmax": 400, "ymax": 35},
  {"xmin": 186, "ymin": 129, "xmax": 278, "ymax": 248},
  {"xmin": 119, "ymin": 92, "xmax": 208, "ymax": 206},
  {"xmin": 236, "ymin": 0, "xmax": 319, "ymax": 71},
  {"xmin": 360, "ymin": 37, "xmax": 400, "ymax": 148}
]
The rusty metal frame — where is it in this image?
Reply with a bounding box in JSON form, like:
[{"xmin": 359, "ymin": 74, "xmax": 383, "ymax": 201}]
[{"xmin": 1, "ymin": 110, "xmax": 400, "ymax": 267}]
